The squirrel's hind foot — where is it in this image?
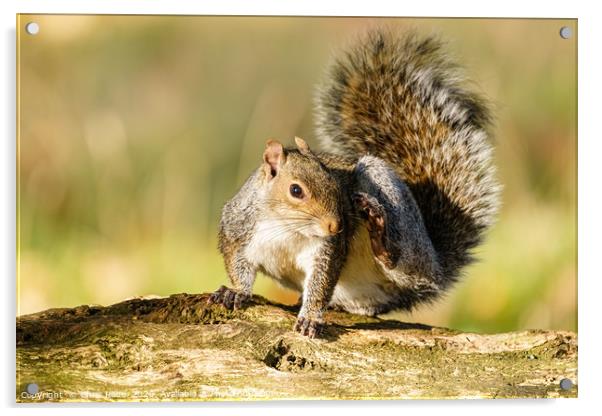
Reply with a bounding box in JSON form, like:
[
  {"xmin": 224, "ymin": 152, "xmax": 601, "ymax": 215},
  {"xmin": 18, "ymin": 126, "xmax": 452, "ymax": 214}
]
[
  {"xmin": 353, "ymin": 192, "xmax": 400, "ymax": 270},
  {"xmin": 207, "ymin": 285, "xmax": 250, "ymax": 310}
]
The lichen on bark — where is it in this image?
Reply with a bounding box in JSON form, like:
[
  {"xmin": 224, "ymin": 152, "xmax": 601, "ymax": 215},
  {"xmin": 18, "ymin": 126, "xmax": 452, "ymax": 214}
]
[{"xmin": 16, "ymin": 293, "xmax": 577, "ymax": 401}]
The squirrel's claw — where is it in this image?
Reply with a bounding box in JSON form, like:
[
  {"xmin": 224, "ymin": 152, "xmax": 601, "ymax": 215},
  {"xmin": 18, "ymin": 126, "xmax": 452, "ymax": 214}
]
[
  {"xmin": 207, "ymin": 285, "xmax": 250, "ymax": 310},
  {"xmin": 294, "ymin": 315, "xmax": 323, "ymax": 338}
]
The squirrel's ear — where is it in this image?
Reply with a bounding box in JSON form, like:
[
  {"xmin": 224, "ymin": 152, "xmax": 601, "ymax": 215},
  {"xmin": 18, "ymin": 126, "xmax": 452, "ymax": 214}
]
[
  {"xmin": 263, "ymin": 139, "xmax": 286, "ymax": 179},
  {"xmin": 294, "ymin": 136, "xmax": 311, "ymax": 154}
]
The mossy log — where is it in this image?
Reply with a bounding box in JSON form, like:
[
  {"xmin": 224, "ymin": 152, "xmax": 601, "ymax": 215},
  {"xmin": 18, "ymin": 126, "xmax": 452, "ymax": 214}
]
[{"xmin": 16, "ymin": 293, "xmax": 577, "ymax": 401}]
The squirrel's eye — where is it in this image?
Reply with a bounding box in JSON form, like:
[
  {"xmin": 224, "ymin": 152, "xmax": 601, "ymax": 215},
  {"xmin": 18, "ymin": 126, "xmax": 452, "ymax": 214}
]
[{"xmin": 289, "ymin": 183, "xmax": 304, "ymax": 199}]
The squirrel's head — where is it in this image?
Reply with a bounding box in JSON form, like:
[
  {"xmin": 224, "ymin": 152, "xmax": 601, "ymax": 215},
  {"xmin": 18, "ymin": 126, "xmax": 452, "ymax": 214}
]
[{"xmin": 261, "ymin": 137, "xmax": 342, "ymax": 238}]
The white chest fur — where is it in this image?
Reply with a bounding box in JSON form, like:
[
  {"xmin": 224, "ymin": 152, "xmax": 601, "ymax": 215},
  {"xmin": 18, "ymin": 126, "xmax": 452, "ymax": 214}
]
[
  {"xmin": 244, "ymin": 219, "xmax": 323, "ymax": 291},
  {"xmin": 331, "ymin": 226, "xmax": 398, "ymax": 314}
]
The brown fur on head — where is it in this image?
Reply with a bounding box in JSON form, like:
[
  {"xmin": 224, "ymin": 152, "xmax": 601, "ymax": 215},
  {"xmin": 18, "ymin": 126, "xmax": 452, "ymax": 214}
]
[{"xmin": 262, "ymin": 137, "xmax": 342, "ymax": 238}]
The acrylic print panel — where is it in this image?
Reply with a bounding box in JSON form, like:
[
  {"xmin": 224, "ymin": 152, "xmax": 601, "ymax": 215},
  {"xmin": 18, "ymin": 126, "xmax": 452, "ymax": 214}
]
[{"xmin": 16, "ymin": 15, "xmax": 577, "ymax": 402}]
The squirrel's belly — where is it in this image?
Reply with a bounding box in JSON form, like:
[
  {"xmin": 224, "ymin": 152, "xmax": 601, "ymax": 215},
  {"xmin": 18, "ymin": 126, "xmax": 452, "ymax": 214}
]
[
  {"xmin": 244, "ymin": 219, "xmax": 322, "ymax": 292},
  {"xmin": 331, "ymin": 226, "xmax": 399, "ymax": 315}
]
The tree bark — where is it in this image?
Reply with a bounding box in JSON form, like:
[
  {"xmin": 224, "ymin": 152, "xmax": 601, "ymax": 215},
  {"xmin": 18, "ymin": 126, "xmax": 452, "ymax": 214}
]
[{"xmin": 16, "ymin": 293, "xmax": 577, "ymax": 401}]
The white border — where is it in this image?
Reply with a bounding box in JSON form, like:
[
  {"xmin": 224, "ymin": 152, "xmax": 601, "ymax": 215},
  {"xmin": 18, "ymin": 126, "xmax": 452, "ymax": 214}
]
[
  {"xmin": 4, "ymin": 0, "xmax": 584, "ymax": 17},
  {"xmin": 2, "ymin": 1, "xmax": 600, "ymax": 415}
]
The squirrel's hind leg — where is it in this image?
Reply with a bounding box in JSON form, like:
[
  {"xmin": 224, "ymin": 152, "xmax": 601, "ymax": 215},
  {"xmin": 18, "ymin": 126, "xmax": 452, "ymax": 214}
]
[
  {"xmin": 352, "ymin": 192, "xmax": 400, "ymax": 270},
  {"xmin": 352, "ymin": 156, "xmax": 443, "ymax": 292}
]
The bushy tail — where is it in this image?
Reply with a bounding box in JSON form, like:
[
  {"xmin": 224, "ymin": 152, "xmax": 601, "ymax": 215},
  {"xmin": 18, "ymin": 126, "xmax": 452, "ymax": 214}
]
[{"xmin": 316, "ymin": 29, "xmax": 500, "ymax": 279}]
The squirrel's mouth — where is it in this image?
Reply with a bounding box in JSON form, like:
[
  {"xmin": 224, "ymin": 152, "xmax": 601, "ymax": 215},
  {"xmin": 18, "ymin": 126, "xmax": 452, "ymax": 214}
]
[{"xmin": 298, "ymin": 223, "xmax": 337, "ymax": 239}]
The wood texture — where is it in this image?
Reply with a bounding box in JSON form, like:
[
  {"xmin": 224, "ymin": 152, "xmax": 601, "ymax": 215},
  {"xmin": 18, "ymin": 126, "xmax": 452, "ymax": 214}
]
[{"xmin": 16, "ymin": 293, "xmax": 577, "ymax": 401}]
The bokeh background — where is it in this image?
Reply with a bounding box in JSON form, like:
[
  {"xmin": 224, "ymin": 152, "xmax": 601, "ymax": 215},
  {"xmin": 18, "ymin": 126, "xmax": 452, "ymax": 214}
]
[{"xmin": 17, "ymin": 16, "xmax": 577, "ymax": 333}]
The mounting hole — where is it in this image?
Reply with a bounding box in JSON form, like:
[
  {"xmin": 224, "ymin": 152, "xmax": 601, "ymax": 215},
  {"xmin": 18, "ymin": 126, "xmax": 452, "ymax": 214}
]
[
  {"xmin": 559, "ymin": 378, "xmax": 573, "ymax": 390},
  {"xmin": 26, "ymin": 383, "xmax": 39, "ymax": 394},
  {"xmin": 559, "ymin": 26, "xmax": 572, "ymax": 39},
  {"xmin": 25, "ymin": 22, "xmax": 39, "ymax": 35}
]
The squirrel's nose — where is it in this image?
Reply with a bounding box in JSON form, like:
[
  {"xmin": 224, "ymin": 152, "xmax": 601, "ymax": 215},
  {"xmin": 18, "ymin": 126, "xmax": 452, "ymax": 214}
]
[{"xmin": 323, "ymin": 218, "xmax": 340, "ymax": 236}]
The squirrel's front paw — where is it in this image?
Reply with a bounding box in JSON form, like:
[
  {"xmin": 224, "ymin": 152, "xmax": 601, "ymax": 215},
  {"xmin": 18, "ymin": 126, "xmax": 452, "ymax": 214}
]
[
  {"xmin": 293, "ymin": 315, "xmax": 323, "ymax": 338},
  {"xmin": 207, "ymin": 285, "xmax": 250, "ymax": 310}
]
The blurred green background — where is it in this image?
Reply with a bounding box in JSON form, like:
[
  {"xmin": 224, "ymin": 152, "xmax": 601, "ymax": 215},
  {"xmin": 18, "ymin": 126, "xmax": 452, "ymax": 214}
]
[{"xmin": 17, "ymin": 16, "xmax": 576, "ymax": 333}]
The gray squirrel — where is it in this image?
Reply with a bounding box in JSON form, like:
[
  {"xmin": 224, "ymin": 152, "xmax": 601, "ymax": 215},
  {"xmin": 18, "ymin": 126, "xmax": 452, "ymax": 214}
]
[{"xmin": 208, "ymin": 29, "xmax": 500, "ymax": 338}]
